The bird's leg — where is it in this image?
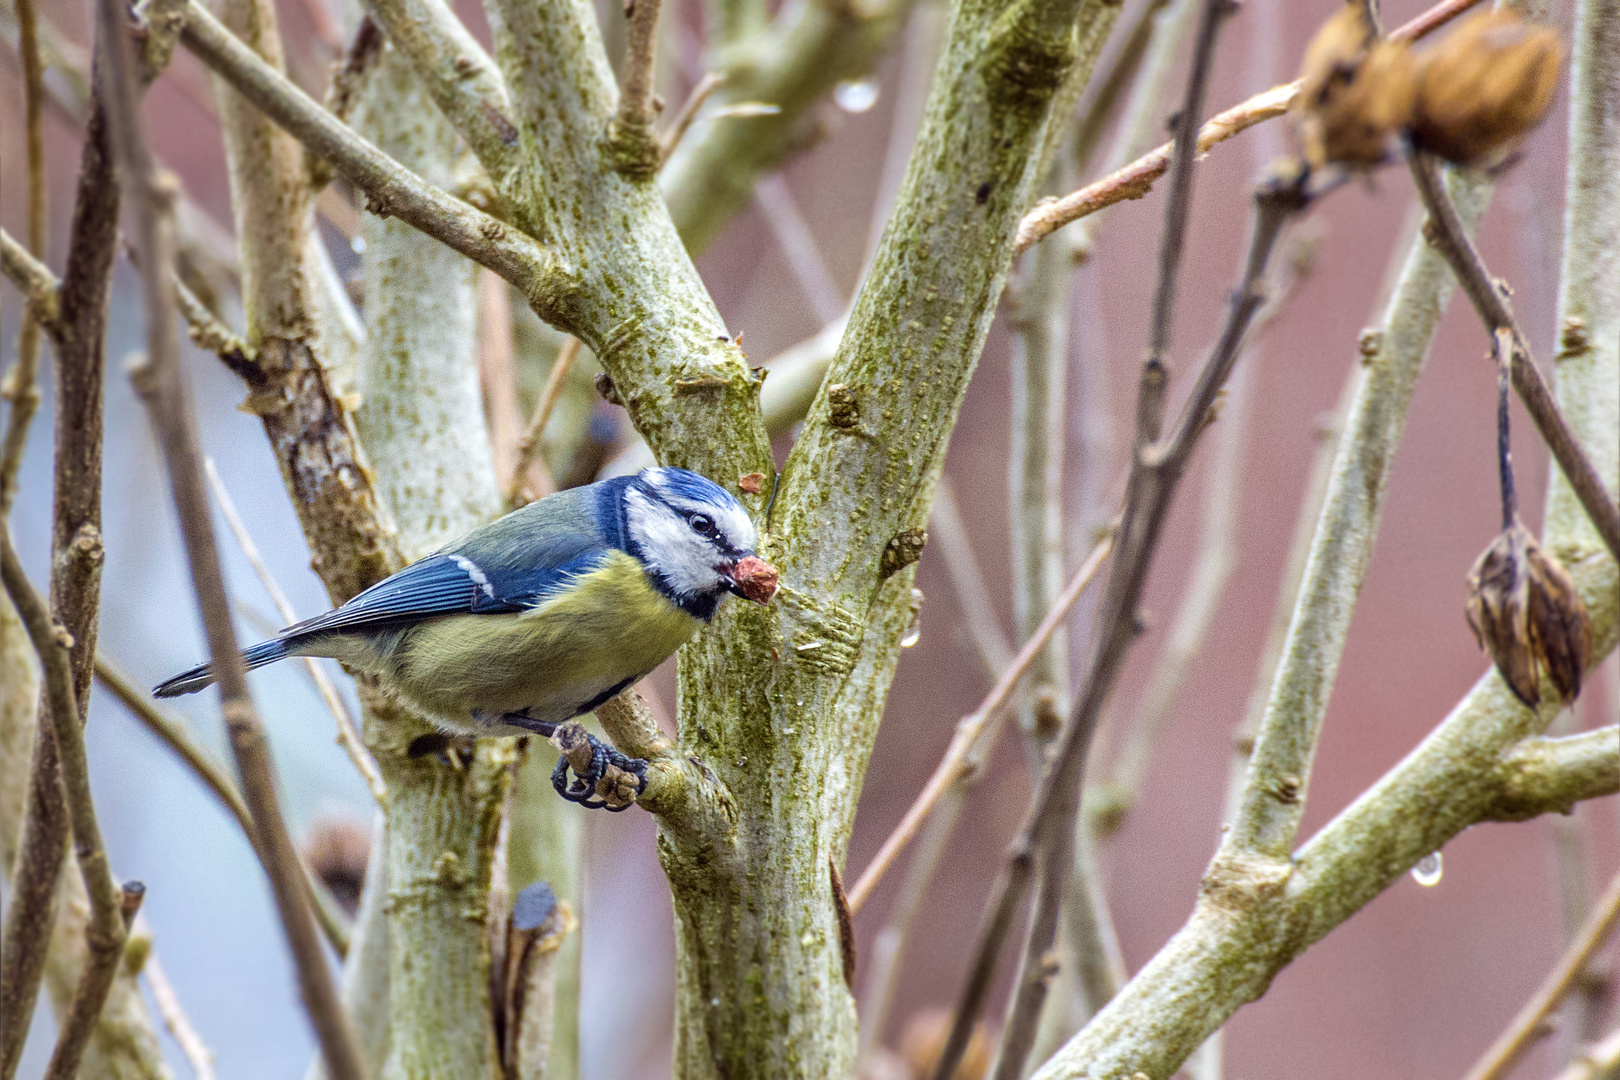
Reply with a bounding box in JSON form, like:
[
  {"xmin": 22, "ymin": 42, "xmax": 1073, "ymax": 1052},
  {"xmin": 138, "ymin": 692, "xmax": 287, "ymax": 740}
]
[{"xmin": 494, "ymin": 713, "xmax": 649, "ymax": 811}]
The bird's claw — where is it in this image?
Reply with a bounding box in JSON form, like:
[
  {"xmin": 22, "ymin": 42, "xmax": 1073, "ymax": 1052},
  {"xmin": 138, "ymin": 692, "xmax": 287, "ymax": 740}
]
[{"xmin": 546, "ymin": 721, "xmax": 648, "ymax": 811}]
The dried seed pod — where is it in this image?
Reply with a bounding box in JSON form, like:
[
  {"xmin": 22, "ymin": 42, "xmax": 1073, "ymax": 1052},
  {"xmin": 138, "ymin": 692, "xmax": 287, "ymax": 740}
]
[
  {"xmin": 1295, "ymin": 3, "xmax": 1418, "ymax": 169},
  {"xmin": 1409, "ymin": 11, "xmax": 1563, "ymax": 165},
  {"xmin": 1465, "ymin": 519, "xmax": 1591, "ymax": 708},
  {"xmin": 1522, "ymin": 534, "xmax": 1592, "ymax": 704}
]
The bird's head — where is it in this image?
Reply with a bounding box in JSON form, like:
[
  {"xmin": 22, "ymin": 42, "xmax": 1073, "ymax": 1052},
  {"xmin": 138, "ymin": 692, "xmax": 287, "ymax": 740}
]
[{"xmin": 623, "ymin": 467, "xmax": 779, "ymax": 619}]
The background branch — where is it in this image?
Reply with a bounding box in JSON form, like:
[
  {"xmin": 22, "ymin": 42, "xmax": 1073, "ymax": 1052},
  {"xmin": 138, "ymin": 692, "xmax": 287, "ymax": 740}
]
[
  {"xmin": 0, "ymin": 0, "xmax": 46, "ymax": 516},
  {"xmin": 106, "ymin": 0, "xmax": 366, "ymax": 1065},
  {"xmin": 0, "ymin": 44, "xmax": 120, "ymax": 1073}
]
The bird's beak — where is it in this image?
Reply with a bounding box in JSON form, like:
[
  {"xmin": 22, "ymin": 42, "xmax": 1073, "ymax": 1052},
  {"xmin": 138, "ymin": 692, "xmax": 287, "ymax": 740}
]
[{"xmin": 723, "ymin": 554, "xmax": 780, "ymax": 605}]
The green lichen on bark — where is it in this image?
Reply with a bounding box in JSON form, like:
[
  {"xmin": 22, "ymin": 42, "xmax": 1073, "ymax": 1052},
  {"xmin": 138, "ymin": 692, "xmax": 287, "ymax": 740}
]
[
  {"xmin": 349, "ymin": 42, "xmax": 581, "ymax": 1080},
  {"xmin": 655, "ymin": 0, "xmax": 1119, "ymax": 1073}
]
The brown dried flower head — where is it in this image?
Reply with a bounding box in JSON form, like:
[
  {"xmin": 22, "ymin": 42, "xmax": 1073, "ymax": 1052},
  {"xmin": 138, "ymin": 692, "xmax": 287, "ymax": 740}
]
[
  {"xmin": 1465, "ymin": 518, "xmax": 1592, "ymax": 709},
  {"xmin": 1409, "ymin": 11, "xmax": 1562, "ymax": 165},
  {"xmin": 1295, "ymin": 3, "xmax": 1417, "ymax": 169}
]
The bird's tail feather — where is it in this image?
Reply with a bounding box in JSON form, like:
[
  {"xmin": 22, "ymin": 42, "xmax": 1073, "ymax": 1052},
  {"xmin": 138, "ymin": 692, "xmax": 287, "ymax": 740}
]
[{"xmin": 153, "ymin": 637, "xmax": 293, "ymax": 698}]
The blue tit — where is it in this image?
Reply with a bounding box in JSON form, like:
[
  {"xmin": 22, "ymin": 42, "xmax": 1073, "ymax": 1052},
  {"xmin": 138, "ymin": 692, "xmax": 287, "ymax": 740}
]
[{"xmin": 155, "ymin": 467, "xmax": 778, "ymax": 807}]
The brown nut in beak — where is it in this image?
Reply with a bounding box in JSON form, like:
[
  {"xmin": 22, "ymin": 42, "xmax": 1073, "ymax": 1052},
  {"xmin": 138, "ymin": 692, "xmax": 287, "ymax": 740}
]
[{"xmin": 728, "ymin": 555, "xmax": 780, "ymax": 605}]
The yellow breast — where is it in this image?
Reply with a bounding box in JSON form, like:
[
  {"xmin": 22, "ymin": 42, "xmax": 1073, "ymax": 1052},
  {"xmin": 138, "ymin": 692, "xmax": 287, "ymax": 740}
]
[{"xmin": 391, "ymin": 550, "xmax": 702, "ymax": 724}]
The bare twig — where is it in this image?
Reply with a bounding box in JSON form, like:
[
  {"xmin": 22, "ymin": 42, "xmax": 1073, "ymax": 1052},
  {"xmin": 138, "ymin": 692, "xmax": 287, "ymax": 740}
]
[
  {"xmin": 1013, "ymin": 0, "xmax": 1488, "ymax": 253},
  {"xmin": 103, "ymin": 0, "xmax": 366, "ymax": 1070},
  {"xmin": 0, "ymin": 228, "xmax": 62, "ymax": 339},
  {"xmin": 143, "ymin": 953, "xmax": 217, "ymax": 1080},
  {"xmin": 174, "ymin": 276, "xmax": 255, "ymax": 380},
  {"xmin": 1226, "ymin": 166, "xmax": 1495, "ymax": 863},
  {"xmin": 202, "ymin": 458, "xmax": 387, "ymax": 805},
  {"xmin": 607, "ymin": 0, "xmax": 664, "ymax": 175},
  {"xmin": 1141, "ymin": 0, "xmax": 1227, "ymax": 381},
  {"xmin": 947, "ymin": 164, "xmax": 1303, "ymax": 1080},
  {"xmin": 1462, "ymin": 870, "xmax": 1620, "ymax": 1080},
  {"xmin": 1099, "ymin": 245, "xmax": 1311, "ymax": 831},
  {"xmin": 177, "ymin": 0, "xmax": 564, "ymax": 309},
  {"xmin": 0, "ymin": 525, "xmax": 127, "ymax": 1080},
  {"xmin": 659, "ymin": 71, "xmax": 723, "ymax": 163},
  {"xmin": 506, "ymin": 337, "xmax": 579, "ymax": 509},
  {"xmin": 847, "ymin": 530, "xmax": 1115, "ymax": 915},
  {"xmin": 0, "ymin": 0, "xmax": 46, "ymax": 517},
  {"xmin": 1408, "ymin": 154, "xmax": 1620, "ymax": 562}
]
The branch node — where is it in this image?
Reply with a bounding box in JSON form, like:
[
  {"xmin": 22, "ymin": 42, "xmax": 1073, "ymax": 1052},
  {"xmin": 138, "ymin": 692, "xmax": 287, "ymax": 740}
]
[{"xmin": 879, "ymin": 528, "xmax": 928, "ymax": 579}]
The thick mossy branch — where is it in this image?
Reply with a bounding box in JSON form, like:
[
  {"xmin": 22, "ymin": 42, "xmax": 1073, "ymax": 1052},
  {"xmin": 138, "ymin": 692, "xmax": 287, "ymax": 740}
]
[
  {"xmin": 468, "ymin": 0, "xmax": 776, "ymax": 487},
  {"xmin": 362, "ymin": 0, "xmax": 522, "ymax": 184},
  {"xmin": 651, "ymin": 0, "xmax": 1120, "ymax": 1073},
  {"xmin": 347, "ymin": 41, "xmax": 527, "ymax": 1080}
]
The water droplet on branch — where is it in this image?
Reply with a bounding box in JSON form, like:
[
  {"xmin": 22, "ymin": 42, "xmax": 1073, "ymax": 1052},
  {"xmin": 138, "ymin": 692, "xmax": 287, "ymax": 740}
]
[{"xmin": 1411, "ymin": 852, "xmax": 1443, "ymax": 887}]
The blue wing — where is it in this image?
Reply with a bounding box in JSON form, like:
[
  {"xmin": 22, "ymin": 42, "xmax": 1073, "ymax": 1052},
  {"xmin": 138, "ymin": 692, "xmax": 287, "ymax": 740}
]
[{"xmin": 282, "ymin": 482, "xmax": 628, "ymax": 639}]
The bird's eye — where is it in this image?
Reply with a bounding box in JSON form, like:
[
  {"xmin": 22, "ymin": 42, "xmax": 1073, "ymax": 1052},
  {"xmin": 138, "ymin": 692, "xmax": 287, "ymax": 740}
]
[{"xmin": 689, "ymin": 514, "xmax": 716, "ymax": 537}]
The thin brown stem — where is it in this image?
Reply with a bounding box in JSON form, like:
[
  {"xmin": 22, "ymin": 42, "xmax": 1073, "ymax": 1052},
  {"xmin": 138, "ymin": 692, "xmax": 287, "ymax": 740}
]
[
  {"xmin": 506, "ymin": 337, "xmax": 579, "ymax": 508},
  {"xmin": 1493, "ymin": 329, "xmax": 1517, "ymax": 529},
  {"xmin": 202, "ymin": 458, "xmax": 386, "ymax": 805},
  {"xmin": 988, "ymin": 5, "xmax": 1236, "ymax": 1073},
  {"xmin": 1408, "ymin": 153, "xmax": 1620, "ymax": 561},
  {"xmin": 101, "ymin": 0, "xmax": 366, "ymax": 1070},
  {"xmin": 1013, "ymin": 0, "xmax": 1487, "ymax": 253},
  {"xmin": 1142, "ymin": 0, "xmax": 1228, "ymax": 381},
  {"xmin": 1462, "ymin": 870, "xmax": 1620, "ymax": 1080},
  {"xmin": 847, "ymin": 530, "xmax": 1115, "ymax": 915},
  {"xmin": 0, "ymin": 525, "xmax": 127, "ymax": 1080},
  {"xmin": 0, "ymin": 0, "xmax": 46, "ymax": 517}
]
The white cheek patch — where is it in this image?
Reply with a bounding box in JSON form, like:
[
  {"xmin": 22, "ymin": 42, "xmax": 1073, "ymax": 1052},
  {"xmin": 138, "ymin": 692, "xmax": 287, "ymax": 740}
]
[
  {"xmin": 625, "ymin": 487, "xmax": 722, "ymax": 599},
  {"xmin": 449, "ymin": 553, "xmax": 496, "ymax": 600}
]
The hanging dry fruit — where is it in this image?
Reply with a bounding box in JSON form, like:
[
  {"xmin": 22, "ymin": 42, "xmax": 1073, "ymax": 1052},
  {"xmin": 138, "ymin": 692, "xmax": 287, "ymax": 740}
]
[
  {"xmin": 1295, "ymin": 3, "xmax": 1417, "ymax": 169},
  {"xmin": 1408, "ymin": 11, "xmax": 1563, "ymax": 166},
  {"xmin": 1465, "ymin": 518, "xmax": 1592, "ymax": 709}
]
